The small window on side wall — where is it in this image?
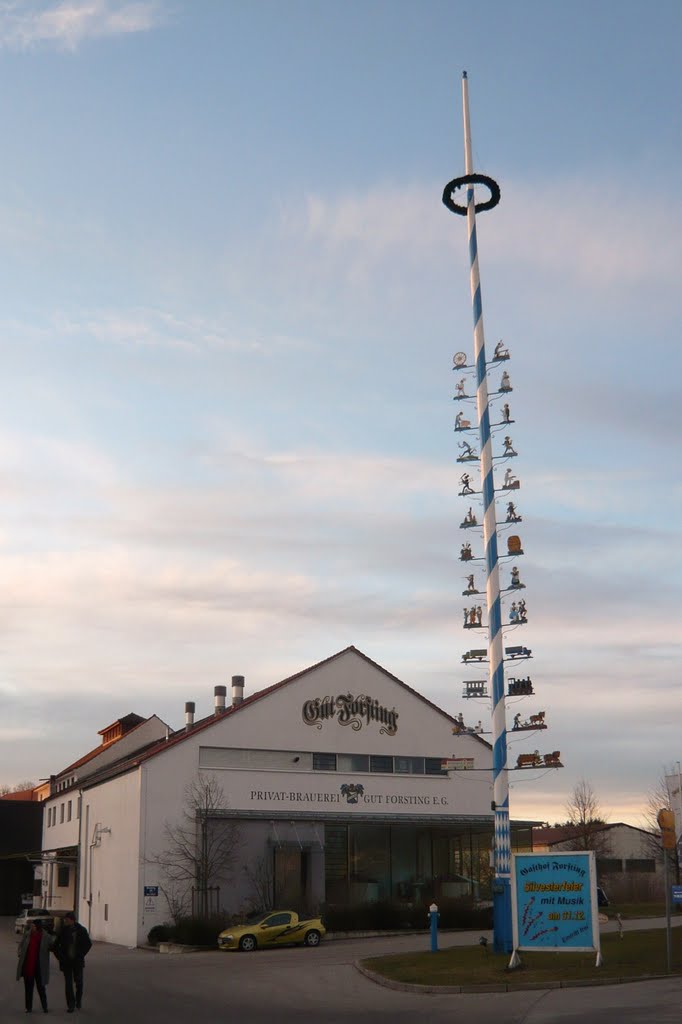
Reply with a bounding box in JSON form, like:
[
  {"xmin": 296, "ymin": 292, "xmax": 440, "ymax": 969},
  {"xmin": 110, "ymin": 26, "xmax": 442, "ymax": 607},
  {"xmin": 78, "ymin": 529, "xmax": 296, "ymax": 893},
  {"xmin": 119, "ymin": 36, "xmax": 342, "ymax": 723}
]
[
  {"xmin": 312, "ymin": 753, "xmax": 337, "ymax": 771},
  {"xmin": 338, "ymin": 754, "xmax": 369, "ymax": 772}
]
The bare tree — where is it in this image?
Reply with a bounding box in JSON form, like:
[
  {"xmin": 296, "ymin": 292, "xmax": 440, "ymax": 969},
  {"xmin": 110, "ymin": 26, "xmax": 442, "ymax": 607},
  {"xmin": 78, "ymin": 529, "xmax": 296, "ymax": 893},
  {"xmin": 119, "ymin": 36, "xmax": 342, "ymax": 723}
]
[
  {"xmin": 242, "ymin": 855, "xmax": 274, "ymax": 916},
  {"xmin": 640, "ymin": 771, "xmax": 679, "ymax": 882},
  {"xmin": 0, "ymin": 780, "xmax": 36, "ymax": 795},
  {"xmin": 147, "ymin": 773, "xmax": 242, "ymax": 921},
  {"xmin": 562, "ymin": 778, "xmax": 612, "ymax": 856}
]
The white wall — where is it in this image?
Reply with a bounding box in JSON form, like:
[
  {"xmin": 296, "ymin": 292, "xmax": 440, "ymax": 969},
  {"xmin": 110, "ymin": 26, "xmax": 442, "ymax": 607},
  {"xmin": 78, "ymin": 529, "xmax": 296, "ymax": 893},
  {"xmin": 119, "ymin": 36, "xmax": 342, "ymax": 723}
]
[
  {"xmin": 43, "ymin": 794, "xmax": 80, "ymax": 853},
  {"xmin": 206, "ymin": 651, "xmax": 472, "ymax": 756},
  {"xmin": 137, "ymin": 736, "xmax": 202, "ymax": 944},
  {"xmin": 78, "ymin": 771, "xmax": 142, "ymax": 947},
  {"xmin": 599, "ymin": 825, "xmax": 658, "ymax": 861}
]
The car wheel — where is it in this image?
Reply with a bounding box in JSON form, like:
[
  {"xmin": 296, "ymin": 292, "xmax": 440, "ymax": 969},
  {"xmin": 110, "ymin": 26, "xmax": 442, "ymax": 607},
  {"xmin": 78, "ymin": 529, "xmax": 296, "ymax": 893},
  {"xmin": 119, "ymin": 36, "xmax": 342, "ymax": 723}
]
[
  {"xmin": 238, "ymin": 934, "xmax": 257, "ymax": 952},
  {"xmin": 303, "ymin": 929, "xmax": 321, "ymax": 947}
]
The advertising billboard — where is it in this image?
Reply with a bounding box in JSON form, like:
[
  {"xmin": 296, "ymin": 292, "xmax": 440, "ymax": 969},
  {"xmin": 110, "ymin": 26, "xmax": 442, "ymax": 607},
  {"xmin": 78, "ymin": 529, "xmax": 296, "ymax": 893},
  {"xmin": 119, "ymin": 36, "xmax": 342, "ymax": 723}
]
[{"xmin": 510, "ymin": 852, "xmax": 601, "ymax": 966}]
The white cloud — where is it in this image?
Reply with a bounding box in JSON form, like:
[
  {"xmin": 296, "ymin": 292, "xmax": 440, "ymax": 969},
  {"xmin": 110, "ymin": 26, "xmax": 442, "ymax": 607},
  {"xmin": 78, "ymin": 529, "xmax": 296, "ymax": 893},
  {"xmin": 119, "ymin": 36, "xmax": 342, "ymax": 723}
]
[
  {"xmin": 0, "ymin": 308, "xmax": 316, "ymax": 357},
  {"xmin": 252, "ymin": 176, "xmax": 682, "ymax": 320},
  {"xmin": 0, "ymin": 430, "xmax": 119, "ymax": 494},
  {"xmin": 0, "ymin": 0, "xmax": 163, "ymax": 50},
  {"xmin": 485, "ymin": 179, "xmax": 682, "ymax": 290}
]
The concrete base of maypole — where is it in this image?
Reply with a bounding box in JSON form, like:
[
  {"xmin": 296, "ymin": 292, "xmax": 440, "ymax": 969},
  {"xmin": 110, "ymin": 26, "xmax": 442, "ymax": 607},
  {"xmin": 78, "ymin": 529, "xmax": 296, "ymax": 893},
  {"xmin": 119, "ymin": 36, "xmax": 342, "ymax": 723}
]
[{"xmin": 493, "ymin": 880, "xmax": 513, "ymax": 953}]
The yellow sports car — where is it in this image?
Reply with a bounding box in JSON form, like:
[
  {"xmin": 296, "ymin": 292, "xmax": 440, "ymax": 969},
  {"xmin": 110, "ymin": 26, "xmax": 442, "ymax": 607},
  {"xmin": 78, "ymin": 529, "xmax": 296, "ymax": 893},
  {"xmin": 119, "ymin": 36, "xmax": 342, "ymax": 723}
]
[{"xmin": 217, "ymin": 910, "xmax": 325, "ymax": 952}]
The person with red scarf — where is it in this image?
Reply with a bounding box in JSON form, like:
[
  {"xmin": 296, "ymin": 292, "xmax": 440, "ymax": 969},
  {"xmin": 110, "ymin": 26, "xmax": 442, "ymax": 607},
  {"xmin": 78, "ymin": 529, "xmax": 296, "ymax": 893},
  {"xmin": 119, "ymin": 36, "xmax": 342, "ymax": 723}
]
[{"xmin": 16, "ymin": 919, "xmax": 53, "ymax": 1013}]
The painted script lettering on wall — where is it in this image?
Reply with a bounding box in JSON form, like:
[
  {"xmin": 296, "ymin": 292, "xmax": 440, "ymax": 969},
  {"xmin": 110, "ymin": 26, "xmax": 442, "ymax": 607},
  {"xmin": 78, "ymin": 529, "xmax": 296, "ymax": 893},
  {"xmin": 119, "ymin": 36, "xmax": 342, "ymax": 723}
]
[{"xmin": 302, "ymin": 694, "xmax": 399, "ymax": 736}]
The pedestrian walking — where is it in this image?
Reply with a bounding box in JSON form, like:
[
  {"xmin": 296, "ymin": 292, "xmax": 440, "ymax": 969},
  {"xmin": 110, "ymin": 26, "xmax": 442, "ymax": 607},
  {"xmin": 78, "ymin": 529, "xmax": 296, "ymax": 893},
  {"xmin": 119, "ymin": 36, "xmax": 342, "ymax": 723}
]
[
  {"xmin": 53, "ymin": 912, "xmax": 92, "ymax": 1013},
  {"xmin": 17, "ymin": 918, "xmax": 53, "ymax": 1013}
]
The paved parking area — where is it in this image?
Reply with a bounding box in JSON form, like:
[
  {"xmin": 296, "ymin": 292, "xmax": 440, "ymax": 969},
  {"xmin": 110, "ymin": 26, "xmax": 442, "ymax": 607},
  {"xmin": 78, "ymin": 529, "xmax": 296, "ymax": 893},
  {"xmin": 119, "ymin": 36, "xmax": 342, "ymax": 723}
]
[{"xmin": 2, "ymin": 917, "xmax": 681, "ymax": 1023}]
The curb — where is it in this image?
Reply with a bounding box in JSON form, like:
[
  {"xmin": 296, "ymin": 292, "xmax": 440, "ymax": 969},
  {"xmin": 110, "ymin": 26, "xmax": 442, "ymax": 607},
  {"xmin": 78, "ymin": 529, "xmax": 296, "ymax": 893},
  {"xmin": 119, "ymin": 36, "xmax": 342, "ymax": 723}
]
[
  {"xmin": 354, "ymin": 961, "xmax": 682, "ymax": 995},
  {"xmin": 157, "ymin": 942, "xmax": 210, "ymax": 954}
]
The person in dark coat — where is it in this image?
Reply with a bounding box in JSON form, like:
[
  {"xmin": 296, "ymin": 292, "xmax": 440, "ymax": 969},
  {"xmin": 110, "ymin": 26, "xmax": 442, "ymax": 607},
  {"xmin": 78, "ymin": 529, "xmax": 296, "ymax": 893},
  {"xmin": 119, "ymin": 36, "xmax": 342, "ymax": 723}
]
[
  {"xmin": 52, "ymin": 913, "xmax": 92, "ymax": 1013},
  {"xmin": 17, "ymin": 919, "xmax": 53, "ymax": 1013}
]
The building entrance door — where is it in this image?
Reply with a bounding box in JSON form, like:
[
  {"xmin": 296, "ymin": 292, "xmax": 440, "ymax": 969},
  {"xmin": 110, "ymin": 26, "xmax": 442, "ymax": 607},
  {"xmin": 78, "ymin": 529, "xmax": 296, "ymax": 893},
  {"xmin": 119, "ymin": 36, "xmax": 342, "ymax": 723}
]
[{"xmin": 274, "ymin": 848, "xmax": 310, "ymax": 911}]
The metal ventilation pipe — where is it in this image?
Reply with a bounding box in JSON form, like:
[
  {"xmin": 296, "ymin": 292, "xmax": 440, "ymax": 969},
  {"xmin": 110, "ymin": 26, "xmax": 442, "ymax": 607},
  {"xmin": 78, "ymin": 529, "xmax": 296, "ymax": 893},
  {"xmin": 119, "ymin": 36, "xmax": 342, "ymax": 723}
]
[
  {"xmin": 231, "ymin": 675, "xmax": 245, "ymax": 706},
  {"xmin": 214, "ymin": 685, "xmax": 227, "ymax": 714},
  {"xmin": 185, "ymin": 701, "xmax": 196, "ymax": 729}
]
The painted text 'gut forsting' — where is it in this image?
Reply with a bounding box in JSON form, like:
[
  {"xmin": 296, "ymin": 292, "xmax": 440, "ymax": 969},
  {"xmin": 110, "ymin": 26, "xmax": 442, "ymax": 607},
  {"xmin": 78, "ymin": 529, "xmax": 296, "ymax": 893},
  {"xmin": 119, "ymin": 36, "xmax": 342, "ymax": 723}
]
[{"xmin": 302, "ymin": 693, "xmax": 399, "ymax": 735}]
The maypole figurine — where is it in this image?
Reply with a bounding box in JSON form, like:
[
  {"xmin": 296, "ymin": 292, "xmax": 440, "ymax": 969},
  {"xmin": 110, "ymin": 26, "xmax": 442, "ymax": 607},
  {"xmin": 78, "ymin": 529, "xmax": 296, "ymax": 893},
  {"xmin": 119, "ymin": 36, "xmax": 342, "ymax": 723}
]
[
  {"xmin": 458, "ymin": 440, "xmax": 478, "ymax": 461},
  {"xmin": 459, "ymin": 472, "xmax": 474, "ymax": 495},
  {"xmin": 510, "ymin": 566, "xmax": 523, "ymax": 588},
  {"xmin": 461, "ymin": 507, "xmax": 477, "ymax": 527},
  {"xmin": 506, "ymin": 501, "xmax": 521, "ymax": 523}
]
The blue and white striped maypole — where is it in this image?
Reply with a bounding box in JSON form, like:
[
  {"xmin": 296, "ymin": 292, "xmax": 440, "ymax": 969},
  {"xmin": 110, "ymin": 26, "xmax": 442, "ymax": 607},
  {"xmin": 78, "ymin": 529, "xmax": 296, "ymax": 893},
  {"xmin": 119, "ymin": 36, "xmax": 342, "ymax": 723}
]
[{"xmin": 444, "ymin": 71, "xmax": 512, "ymax": 953}]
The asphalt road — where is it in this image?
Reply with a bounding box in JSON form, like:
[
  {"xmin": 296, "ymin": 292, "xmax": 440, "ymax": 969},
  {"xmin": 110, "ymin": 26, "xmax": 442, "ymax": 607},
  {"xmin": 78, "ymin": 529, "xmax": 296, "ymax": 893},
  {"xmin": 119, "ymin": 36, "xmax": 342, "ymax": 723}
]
[{"xmin": 2, "ymin": 917, "xmax": 681, "ymax": 1023}]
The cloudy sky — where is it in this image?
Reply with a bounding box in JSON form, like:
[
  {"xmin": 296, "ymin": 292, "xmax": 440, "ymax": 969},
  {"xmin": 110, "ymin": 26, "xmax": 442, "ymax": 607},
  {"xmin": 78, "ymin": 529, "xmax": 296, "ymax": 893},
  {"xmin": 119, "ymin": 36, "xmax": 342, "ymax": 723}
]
[{"xmin": 0, "ymin": 0, "xmax": 680, "ymax": 827}]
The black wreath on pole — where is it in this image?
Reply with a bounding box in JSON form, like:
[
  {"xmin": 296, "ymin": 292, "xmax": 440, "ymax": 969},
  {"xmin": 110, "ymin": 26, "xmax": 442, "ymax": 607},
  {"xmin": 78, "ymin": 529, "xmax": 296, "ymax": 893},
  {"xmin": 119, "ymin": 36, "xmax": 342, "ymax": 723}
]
[{"xmin": 442, "ymin": 174, "xmax": 501, "ymax": 215}]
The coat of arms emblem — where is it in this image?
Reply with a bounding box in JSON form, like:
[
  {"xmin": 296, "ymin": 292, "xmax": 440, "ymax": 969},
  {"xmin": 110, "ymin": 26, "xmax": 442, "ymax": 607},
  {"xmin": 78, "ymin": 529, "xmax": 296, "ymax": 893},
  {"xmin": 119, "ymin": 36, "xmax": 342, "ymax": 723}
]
[{"xmin": 340, "ymin": 783, "xmax": 365, "ymax": 804}]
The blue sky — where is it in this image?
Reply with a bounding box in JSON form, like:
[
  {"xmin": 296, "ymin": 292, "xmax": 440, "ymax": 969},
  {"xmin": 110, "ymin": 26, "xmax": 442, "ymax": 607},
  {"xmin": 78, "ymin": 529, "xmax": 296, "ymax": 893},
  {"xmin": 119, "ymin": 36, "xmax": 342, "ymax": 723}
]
[{"xmin": 0, "ymin": 0, "xmax": 680, "ymax": 827}]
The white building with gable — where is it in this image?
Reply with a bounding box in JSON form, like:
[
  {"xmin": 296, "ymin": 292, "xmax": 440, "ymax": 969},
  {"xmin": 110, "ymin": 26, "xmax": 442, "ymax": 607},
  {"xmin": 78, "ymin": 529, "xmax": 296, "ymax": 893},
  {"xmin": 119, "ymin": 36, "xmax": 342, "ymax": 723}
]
[{"xmin": 65, "ymin": 647, "xmax": 532, "ymax": 946}]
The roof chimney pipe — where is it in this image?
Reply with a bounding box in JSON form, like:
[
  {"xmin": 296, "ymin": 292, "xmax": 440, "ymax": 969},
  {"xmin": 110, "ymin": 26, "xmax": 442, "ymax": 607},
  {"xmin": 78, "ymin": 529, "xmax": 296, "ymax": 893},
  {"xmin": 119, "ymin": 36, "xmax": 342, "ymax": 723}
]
[
  {"xmin": 231, "ymin": 675, "xmax": 245, "ymax": 707},
  {"xmin": 184, "ymin": 701, "xmax": 196, "ymax": 729},
  {"xmin": 214, "ymin": 685, "xmax": 227, "ymax": 715}
]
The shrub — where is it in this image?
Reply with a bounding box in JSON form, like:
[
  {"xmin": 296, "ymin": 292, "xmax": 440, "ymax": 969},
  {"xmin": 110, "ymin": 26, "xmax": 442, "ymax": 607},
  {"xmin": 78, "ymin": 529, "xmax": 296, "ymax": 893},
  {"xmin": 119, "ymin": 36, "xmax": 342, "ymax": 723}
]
[
  {"xmin": 172, "ymin": 914, "xmax": 229, "ymax": 946},
  {"xmin": 320, "ymin": 898, "xmax": 492, "ymax": 933},
  {"xmin": 436, "ymin": 898, "xmax": 493, "ymax": 930},
  {"xmin": 147, "ymin": 923, "xmax": 174, "ymax": 946}
]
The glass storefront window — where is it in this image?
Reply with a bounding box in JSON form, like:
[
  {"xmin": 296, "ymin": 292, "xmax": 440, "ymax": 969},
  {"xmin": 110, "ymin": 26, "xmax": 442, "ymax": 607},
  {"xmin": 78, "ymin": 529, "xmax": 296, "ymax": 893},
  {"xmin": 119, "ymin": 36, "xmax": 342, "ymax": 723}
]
[
  {"xmin": 349, "ymin": 825, "xmax": 390, "ymax": 903},
  {"xmin": 391, "ymin": 827, "xmax": 420, "ymax": 902},
  {"xmin": 416, "ymin": 830, "xmax": 432, "ymax": 885},
  {"xmin": 324, "ymin": 823, "xmax": 500, "ymax": 905}
]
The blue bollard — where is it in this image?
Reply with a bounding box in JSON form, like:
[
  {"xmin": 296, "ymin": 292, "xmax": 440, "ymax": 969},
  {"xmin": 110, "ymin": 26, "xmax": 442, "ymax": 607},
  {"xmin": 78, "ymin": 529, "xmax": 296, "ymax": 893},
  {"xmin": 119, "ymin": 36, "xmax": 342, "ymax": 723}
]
[{"xmin": 429, "ymin": 902, "xmax": 440, "ymax": 952}]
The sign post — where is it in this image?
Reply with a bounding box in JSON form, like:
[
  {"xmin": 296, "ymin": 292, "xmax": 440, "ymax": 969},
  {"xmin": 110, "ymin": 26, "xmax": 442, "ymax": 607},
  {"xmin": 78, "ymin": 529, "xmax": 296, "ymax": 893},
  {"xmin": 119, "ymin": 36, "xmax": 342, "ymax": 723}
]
[{"xmin": 658, "ymin": 809, "xmax": 676, "ymax": 972}]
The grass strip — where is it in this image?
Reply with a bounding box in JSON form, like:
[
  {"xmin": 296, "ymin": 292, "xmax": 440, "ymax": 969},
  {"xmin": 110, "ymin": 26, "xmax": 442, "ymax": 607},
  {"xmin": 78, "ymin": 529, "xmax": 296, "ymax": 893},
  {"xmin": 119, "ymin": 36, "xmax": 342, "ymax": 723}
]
[{"xmin": 363, "ymin": 928, "xmax": 682, "ymax": 987}]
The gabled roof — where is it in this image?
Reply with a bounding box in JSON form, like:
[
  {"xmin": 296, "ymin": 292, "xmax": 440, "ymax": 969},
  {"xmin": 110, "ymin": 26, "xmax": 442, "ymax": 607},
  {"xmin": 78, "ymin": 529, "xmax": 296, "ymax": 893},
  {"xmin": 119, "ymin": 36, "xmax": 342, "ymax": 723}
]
[
  {"xmin": 55, "ymin": 713, "xmax": 159, "ymax": 778},
  {"xmin": 533, "ymin": 822, "xmax": 656, "ymax": 845},
  {"xmin": 0, "ymin": 788, "xmax": 36, "ymax": 801},
  {"xmin": 98, "ymin": 712, "xmax": 146, "ymax": 741},
  {"xmin": 81, "ymin": 646, "xmax": 490, "ymax": 791}
]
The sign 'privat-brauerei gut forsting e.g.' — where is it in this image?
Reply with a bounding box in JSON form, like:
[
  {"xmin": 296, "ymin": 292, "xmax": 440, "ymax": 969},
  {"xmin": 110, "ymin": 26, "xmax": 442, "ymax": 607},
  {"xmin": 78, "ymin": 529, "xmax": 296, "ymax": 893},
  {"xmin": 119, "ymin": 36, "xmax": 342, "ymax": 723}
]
[{"xmin": 510, "ymin": 852, "xmax": 602, "ymax": 967}]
